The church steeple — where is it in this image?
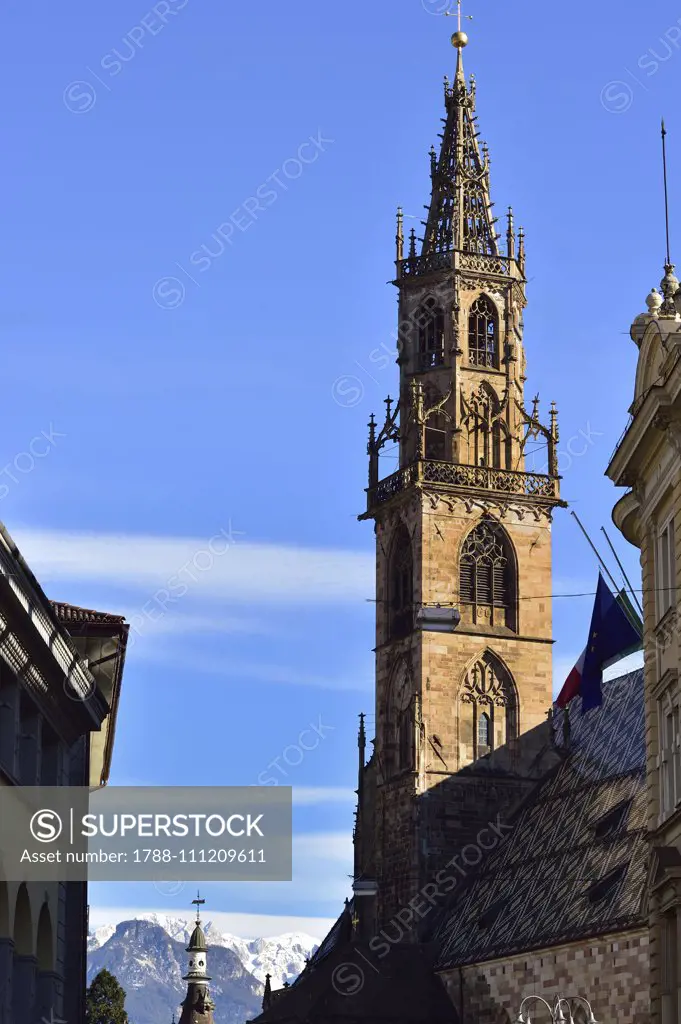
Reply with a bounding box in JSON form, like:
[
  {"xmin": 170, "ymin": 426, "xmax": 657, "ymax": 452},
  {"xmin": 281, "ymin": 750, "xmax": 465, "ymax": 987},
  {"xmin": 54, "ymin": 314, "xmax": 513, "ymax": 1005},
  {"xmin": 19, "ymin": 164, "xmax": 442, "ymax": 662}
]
[
  {"xmin": 178, "ymin": 894, "xmax": 215, "ymax": 1024},
  {"xmin": 356, "ymin": 24, "xmax": 565, "ymax": 935},
  {"xmin": 421, "ymin": 26, "xmax": 498, "ymax": 258}
]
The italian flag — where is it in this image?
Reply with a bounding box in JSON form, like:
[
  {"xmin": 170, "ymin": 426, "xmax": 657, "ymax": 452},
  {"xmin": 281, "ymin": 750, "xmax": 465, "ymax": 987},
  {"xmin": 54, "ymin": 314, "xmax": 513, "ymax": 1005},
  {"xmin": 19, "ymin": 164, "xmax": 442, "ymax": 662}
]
[{"xmin": 555, "ymin": 578, "xmax": 643, "ymax": 712}]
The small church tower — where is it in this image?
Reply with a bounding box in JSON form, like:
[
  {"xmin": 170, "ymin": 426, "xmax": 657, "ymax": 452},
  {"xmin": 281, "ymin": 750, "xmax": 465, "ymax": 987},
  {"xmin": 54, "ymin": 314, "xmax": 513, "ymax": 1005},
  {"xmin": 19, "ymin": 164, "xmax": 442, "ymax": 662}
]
[
  {"xmin": 178, "ymin": 895, "xmax": 216, "ymax": 1024},
  {"xmin": 355, "ymin": 23, "xmax": 565, "ymax": 932}
]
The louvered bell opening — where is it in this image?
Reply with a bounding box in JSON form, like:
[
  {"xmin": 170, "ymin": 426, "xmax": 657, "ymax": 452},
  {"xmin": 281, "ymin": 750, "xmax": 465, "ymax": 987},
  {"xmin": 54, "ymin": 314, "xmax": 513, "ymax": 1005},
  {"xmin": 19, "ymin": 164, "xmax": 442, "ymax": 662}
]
[
  {"xmin": 476, "ymin": 562, "xmax": 493, "ymax": 606},
  {"xmin": 460, "ymin": 559, "xmax": 475, "ymax": 603},
  {"xmin": 492, "ymin": 562, "xmax": 507, "ymax": 607}
]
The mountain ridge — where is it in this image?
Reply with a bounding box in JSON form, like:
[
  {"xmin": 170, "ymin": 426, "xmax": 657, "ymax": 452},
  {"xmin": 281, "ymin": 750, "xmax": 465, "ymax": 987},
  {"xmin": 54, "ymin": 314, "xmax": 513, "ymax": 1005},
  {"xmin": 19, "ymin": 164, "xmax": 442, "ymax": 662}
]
[{"xmin": 87, "ymin": 916, "xmax": 318, "ymax": 1024}]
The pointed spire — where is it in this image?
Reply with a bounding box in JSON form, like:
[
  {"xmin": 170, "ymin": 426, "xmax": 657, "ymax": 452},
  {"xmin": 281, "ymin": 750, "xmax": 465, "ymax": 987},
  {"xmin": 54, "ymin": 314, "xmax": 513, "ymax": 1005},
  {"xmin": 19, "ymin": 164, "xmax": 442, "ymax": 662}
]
[
  {"xmin": 262, "ymin": 974, "xmax": 272, "ymax": 1010},
  {"xmin": 506, "ymin": 206, "xmax": 515, "ymax": 259},
  {"xmin": 518, "ymin": 225, "xmax": 526, "ymax": 273},
  {"xmin": 358, "ymin": 712, "xmax": 366, "ymax": 797},
  {"xmin": 421, "ymin": 27, "xmax": 498, "ymax": 259},
  {"xmin": 396, "ymin": 207, "xmax": 404, "ymax": 262},
  {"xmin": 549, "ymin": 401, "xmax": 559, "ymax": 476}
]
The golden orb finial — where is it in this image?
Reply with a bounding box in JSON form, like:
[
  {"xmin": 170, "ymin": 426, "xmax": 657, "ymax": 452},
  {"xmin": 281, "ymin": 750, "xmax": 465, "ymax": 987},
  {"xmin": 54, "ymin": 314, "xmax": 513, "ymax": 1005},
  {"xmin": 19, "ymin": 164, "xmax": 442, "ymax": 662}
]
[{"xmin": 451, "ymin": 30, "xmax": 468, "ymax": 49}]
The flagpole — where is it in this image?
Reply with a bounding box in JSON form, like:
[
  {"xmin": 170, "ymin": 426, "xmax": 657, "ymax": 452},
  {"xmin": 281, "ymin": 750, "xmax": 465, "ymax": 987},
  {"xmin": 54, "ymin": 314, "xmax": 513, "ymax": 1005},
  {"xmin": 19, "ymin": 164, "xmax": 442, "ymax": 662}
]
[
  {"xmin": 571, "ymin": 512, "xmax": 620, "ymax": 593},
  {"xmin": 600, "ymin": 526, "xmax": 644, "ymax": 616}
]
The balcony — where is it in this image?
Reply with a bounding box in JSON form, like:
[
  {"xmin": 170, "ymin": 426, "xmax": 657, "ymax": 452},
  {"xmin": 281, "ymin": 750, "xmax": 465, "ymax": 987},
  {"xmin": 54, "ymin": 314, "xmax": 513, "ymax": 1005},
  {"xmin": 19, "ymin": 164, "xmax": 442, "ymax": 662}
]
[
  {"xmin": 397, "ymin": 249, "xmax": 512, "ymax": 280},
  {"xmin": 366, "ymin": 460, "xmax": 561, "ymax": 511}
]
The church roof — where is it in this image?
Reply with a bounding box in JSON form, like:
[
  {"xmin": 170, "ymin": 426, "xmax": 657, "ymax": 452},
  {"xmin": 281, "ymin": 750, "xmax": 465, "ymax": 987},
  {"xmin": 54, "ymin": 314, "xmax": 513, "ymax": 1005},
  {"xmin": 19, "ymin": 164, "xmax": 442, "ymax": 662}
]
[
  {"xmin": 254, "ymin": 939, "xmax": 457, "ymax": 1024},
  {"xmin": 433, "ymin": 668, "xmax": 646, "ymax": 969},
  {"xmin": 186, "ymin": 922, "xmax": 208, "ymax": 952}
]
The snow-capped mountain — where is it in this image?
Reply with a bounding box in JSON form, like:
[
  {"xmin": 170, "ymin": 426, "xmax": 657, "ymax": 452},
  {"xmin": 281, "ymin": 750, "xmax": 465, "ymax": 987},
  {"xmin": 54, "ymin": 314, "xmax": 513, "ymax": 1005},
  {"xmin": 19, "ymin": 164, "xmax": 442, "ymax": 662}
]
[
  {"xmin": 88, "ymin": 920, "xmax": 261, "ymax": 1024},
  {"xmin": 87, "ymin": 915, "xmax": 319, "ymax": 1023}
]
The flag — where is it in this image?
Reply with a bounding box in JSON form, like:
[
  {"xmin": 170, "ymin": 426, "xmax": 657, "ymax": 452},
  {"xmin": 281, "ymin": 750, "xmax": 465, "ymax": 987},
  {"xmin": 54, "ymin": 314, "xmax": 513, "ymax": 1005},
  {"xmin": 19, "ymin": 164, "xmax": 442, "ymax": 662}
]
[{"xmin": 556, "ymin": 574, "xmax": 643, "ymax": 712}]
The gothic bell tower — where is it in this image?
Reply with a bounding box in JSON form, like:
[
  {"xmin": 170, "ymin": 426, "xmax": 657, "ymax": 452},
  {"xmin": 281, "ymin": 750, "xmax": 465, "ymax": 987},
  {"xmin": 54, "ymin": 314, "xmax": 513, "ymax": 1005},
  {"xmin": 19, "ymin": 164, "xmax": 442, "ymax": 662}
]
[{"xmin": 355, "ymin": 26, "xmax": 565, "ymax": 932}]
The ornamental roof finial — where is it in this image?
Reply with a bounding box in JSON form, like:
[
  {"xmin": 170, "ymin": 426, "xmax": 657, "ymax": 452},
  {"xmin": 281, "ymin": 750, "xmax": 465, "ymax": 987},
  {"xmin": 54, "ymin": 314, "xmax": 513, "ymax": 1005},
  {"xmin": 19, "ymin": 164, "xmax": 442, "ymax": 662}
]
[
  {"xmin": 421, "ymin": 4, "xmax": 499, "ymax": 261},
  {"xmin": 660, "ymin": 119, "xmax": 679, "ymax": 317},
  {"xmin": 446, "ymin": 0, "xmax": 472, "ymax": 80}
]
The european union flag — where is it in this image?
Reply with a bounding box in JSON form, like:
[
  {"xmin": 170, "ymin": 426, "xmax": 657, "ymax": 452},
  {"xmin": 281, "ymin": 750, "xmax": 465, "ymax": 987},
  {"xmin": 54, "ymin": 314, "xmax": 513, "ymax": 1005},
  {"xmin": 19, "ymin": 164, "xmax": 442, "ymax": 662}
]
[{"xmin": 580, "ymin": 574, "xmax": 643, "ymax": 712}]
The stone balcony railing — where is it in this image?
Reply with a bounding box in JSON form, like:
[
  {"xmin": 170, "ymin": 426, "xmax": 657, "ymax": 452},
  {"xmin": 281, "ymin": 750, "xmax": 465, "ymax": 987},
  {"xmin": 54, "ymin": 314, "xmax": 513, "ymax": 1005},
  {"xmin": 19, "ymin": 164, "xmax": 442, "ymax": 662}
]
[
  {"xmin": 397, "ymin": 249, "xmax": 513, "ymax": 280},
  {"xmin": 366, "ymin": 459, "xmax": 560, "ymax": 511}
]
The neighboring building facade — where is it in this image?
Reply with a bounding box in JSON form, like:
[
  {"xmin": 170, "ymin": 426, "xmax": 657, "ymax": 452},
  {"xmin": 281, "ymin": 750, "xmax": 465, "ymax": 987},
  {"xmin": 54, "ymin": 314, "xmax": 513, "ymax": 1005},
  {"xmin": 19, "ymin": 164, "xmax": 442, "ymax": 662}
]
[
  {"xmin": 0, "ymin": 521, "xmax": 129, "ymax": 1023},
  {"xmin": 607, "ymin": 265, "xmax": 681, "ymax": 1024}
]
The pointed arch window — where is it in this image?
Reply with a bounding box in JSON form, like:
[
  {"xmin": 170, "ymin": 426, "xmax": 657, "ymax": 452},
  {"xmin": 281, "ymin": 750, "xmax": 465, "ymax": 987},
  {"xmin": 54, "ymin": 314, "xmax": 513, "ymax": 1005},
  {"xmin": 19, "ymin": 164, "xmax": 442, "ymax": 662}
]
[
  {"xmin": 416, "ymin": 297, "xmax": 445, "ymax": 371},
  {"xmin": 460, "ymin": 519, "xmax": 517, "ymax": 631},
  {"xmin": 388, "ymin": 526, "xmax": 413, "ymax": 640},
  {"xmin": 477, "ymin": 711, "xmax": 491, "ymax": 753},
  {"xmin": 460, "ymin": 652, "xmax": 518, "ymax": 760},
  {"xmin": 468, "ymin": 296, "xmax": 498, "ymax": 369}
]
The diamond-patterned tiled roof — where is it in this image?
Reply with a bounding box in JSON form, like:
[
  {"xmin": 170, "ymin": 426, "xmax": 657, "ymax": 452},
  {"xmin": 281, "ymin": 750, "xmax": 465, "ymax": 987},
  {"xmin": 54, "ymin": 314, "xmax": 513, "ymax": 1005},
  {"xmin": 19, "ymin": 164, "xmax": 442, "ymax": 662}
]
[{"xmin": 433, "ymin": 669, "xmax": 646, "ymax": 968}]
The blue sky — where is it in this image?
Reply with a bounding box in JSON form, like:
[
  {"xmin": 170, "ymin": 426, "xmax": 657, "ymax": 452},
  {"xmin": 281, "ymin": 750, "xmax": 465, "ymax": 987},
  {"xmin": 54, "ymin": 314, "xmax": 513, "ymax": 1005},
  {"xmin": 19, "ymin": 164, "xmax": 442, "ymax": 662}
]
[{"xmin": 1, "ymin": 0, "xmax": 676, "ymax": 939}]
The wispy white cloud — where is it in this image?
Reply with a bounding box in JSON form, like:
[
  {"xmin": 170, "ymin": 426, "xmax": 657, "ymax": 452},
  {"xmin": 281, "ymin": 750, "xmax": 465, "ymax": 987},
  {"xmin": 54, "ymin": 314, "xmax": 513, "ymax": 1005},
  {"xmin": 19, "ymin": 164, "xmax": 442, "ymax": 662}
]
[
  {"xmin": 12, "ymin": 527, "xmax": 373, "ymax": 606},
  {"xmin": 128, "ymin": 650, "xmax": 372, "ymax": 691},
  {"xmin": 88, "ymin": 906, "xmax": 336, "ymax": 942},
  {"xmin": 293, "ymin": 787, "xmax": 356, "ymax": 805},
  {"xmin": 126, "ymin": 610, "xmax": 267, "ymax": 636},
  {"xmin": 90, "ymin": 832, "xmax": 353, "ymax": 930}
]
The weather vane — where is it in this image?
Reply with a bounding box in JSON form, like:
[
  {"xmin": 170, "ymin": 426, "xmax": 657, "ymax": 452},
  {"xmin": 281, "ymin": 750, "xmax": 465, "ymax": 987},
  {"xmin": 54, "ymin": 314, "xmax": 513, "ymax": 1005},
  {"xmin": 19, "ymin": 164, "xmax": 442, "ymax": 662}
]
[
  {"xmin": 192, "ymin": 890, "xmax": 206, "ymax": 922},
  {"xmin": 445, "ymin": 0, "xmax": 473, "ymax": 34}
]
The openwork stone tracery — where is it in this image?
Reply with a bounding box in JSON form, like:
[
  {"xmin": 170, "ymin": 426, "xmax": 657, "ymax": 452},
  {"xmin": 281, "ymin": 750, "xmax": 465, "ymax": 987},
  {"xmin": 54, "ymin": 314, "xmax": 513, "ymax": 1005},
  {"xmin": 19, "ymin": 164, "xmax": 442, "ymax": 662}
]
[
  {"xmin": 459, "ymin": 519, "xmax": 516, "ymax": 630},
  {"xmin": 460, "ymin": 651, "xmax": 518, "ymax": 758}
]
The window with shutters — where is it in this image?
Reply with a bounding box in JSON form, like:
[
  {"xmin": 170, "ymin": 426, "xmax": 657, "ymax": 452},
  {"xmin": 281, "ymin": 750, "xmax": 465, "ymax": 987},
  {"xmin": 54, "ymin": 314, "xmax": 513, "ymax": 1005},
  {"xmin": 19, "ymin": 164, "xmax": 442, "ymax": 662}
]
[
  {"xmin": 388, "ymin": 526, "xmax": 413, "ymax": 640},
  {"xmin": 459, "ymin": 519, "xmax": 517, "ymax": 631},
  {"xmin": 416, "ymin": 297, "xmax": 445, "ymax": 371},
  {"xmin": 468, "ymin": 296, "xmax": 499, "ymax": 369}
]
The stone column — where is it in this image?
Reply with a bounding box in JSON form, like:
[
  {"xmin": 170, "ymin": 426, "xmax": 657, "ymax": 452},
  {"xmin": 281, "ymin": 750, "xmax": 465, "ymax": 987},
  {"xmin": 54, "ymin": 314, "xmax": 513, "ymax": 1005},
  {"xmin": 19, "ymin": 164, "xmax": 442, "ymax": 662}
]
[
  {"xmin": 0, "ymin": 939, "xmax": 14, "ymax": 1024},
  {"xmin": 12, "ymin": 954, "xmax": 37, "ymax": 1022},
  {"xmin": 34, "ymin": 970, "xmax": 62, "ymax": 1024},
  {"xmin": 0, "ymin": 674, "xmax": 19, "ymax": 778}
]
